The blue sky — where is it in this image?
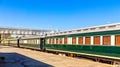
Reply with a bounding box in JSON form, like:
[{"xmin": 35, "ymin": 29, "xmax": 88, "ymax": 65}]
[{"xmin": 0, "ymin": 0, "xmax": 120, "ymax": 31}]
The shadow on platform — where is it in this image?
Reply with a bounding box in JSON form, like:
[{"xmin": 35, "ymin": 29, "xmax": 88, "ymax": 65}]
[{"xmin": 0, "ymin": 52, "xmax": 53, "ymax": 67}]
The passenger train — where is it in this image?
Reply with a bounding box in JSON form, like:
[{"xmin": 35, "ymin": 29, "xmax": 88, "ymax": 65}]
[{"xmin": 2, "ymin": 23, "xmax": 120, "ymax": 63}]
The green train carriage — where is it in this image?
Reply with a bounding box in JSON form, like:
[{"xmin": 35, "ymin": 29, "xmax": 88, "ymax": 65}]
[{"xmin": 46, "ymin": 23, "xmax": 120, "ymax": 58}]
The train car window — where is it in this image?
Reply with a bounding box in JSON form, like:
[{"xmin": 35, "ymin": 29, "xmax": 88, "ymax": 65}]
[
  {"xmin": 50, "ymin": 38, "xmax": 54, "ymax": 44},
  {"xmin": 94, "ymin": 36, "xmax": 100, "ymax": 45},
  {"xmin": 60, "ymin": 38, "xmax": 62, "ymax": 44},
  {"xmin": 56, "ymin": 38, "xmax": 58, "ymax": 44},
  {"xmin": 72, "ymin": 37, "xmax": 76, "ymax": 44},
  {"xmin": 83, "ymin": 29, "xmax": 88, "ymax": 31},
  {"xmin": 108, "ymin": 25, "xmax": 116, "ymax": 28},
  {"xmin": 49, "ymin": 39, "xmax": 51, "ymax": 44},
  {"xmin": 90, "ymin": 28, "xmax": 96, "ymax": 30},
  {"xmin": 99, "ymin": 26, "xmax": 105, "ymax": 29},
  {"xmin": 76, "ymin": 30, "xmax": 81, "ymax": 32},
  {"xmin": 115, "ymin": 35, "xmax": 120, "ymax": 46},
  {"xmin": 64, "ymin": 38, "xmax": 67, "ymax": 44},
  {"xmin": 78, "ymin": 37, "xmax": 83, "ymax": 45},
  {"xmin": 85, "ymin": 36, "xmax": 91, "ymax": 45},
  {"xmin": 103, "ymin": 36, "xmax": 111, "ymax": 45},
  {"xmin": 52, "ymin": 38, "xmax": 54, "ymax": 44}
]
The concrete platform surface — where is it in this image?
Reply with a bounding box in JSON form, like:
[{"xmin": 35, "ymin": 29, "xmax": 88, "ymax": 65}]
[{"xmin": 0, "ymin": 46, "xmax": 113, "ymax": 67}]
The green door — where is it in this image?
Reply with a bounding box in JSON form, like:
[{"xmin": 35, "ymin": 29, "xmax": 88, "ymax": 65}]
[{"xmin": 40, "ymin": 38, "xmax": 45, "ymax": 51}]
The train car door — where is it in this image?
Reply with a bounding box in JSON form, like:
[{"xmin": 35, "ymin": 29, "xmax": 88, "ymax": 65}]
[
  {"xmin": 0, "ymin": 34, "xmax": 1, "ymax": 44},
  {"xmin": 40, "ymin": 38, "xmax": 45, "ymax": 51}
]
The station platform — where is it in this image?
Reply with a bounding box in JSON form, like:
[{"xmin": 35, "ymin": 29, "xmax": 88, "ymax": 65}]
[{"xmin": 0, "ymin": 46, "xmax": 112, "ymax": 67}]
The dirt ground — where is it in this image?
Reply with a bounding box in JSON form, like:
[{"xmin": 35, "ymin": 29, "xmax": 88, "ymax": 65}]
[{"xmin": 0, "ymin": 46, "xmax": 114, "ymax": 67}]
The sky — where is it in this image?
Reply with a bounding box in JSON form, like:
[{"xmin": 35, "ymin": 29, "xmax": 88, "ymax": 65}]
[{"xmin": 0, "ymin": 0, "xmax": 120, "ymax": 31}]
